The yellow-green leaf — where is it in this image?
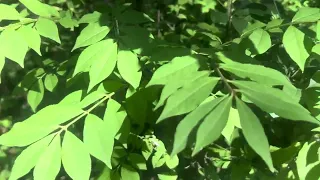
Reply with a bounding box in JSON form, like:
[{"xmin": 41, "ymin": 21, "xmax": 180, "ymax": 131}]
[
  {"xmin": 0, "ymin": 4, "xmax": 21, "ymax": 21},
  {"xmin": 62, "ymin": 131, "xmax": 91, "ymax": 180},
  {"xmin": 117, "ymin": 50, "xmax": 142, "ymax": 89},
  {"xmin": 0, "ymin": 28, "xmax": 28, "ymax": 68},
  {"xmin": 35, "ymin": 18, "xmax": 61, "ymax": 43},
  {"xmin": 72, "ymin": 23, "xmax": 111, "ymax": 51},
  {"xmin": 33, "ymin": 135, "xmax": 61, "ymax": 180},
  {"xmin": 283, "ymin": 26, "xmax": 310, "ymax": 71}
]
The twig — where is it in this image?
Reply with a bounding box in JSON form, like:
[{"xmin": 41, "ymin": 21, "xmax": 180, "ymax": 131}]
[{"xmin": 216, "ymin": 67, "xmax": 235, "ymax": 96}]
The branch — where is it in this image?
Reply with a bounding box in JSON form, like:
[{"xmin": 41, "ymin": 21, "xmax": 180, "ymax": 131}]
[{"xmin": 216, "ymin": 67, "xmax": 236, "ymax": 96}]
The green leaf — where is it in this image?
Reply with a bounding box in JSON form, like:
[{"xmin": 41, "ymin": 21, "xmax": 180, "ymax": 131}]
[
  {"xmin": 9, "ymin": 134, "xmax": 55, "ymax": 180},
  {"xmin": 117, "ymin": 50, "xmax": 142, "ymax": 89},
  {"xmin": 247, "ymin": 28, "xmax": 271, "ymax": 55},
  {"xmin": 0, "ymin": 28, "xmax": 28, "ymax": 68},
  {"xmin": 27, "ymin": 79, "xmax": 44, "ymax": 112},
  {"xmin": 121, "ymin": 165, "xmax": 140, "ymax": 180},
  {"xmin": 220, "ymin": 62, "xmax": 293, "ymax": 88},
  {"xmin": 157, "ymin": 76, "xmax": 219, "ymax": 123},
  {"xmin": 171, "ymin": 96, "xmax": 225, "ymax": 156},
  {"xmin": 72, "ymin": 23, "xmax": 111, "ymax": 51},
  {"xmin": 283, "ymin": 26, "xmax": 309, "ymax": 71},
  {"xmin": 155, "ymin": 71, "xmax": 210, "ymax": 110},
  {"xmin": 193, "ymin": 96, "xmax": 232, "ymax": 155},
  {"xmin": 44, "ymin": 74, "xmax": 58, "ymax": 92},
  {"xmin": 89, "ymin": 40, "xmax": 117, "ymax": 90},
  {"xmin": 266, "ymin": 19, "xmax": 283, "ymax": 33},
  {"xmin": 73, "ymin": 40, "xmax": 111, "ymax": 76},
  {"xmin": 128, "ymin": 153, "xmax": 147, "ymax": 170},
  {"xmin": 103, "ymin": 99, "xmax": 124, "ymax": 137},
  {"xmin": 79, "ymin": 11, "xmax": 102, "ymax": 24},
  {"xmin": 236, "ymin": 98, "xmax": 274, "ymax": 172},
  {"xmin": 158, "ymin": 172, "xmax": 178, "ymax": 180},
  {"xmin": 221, "ymin": 107, "xmax": 241, "ymax": 144},
  {"xmin": 0, "ymin": 55, "xmax": 5, "ymax": 84},
  {"xmin": 62, "ymin": 131, "xmax": 91, "ymax": 180},
  {"xmin": 292, "ymin": 7, "xmax": 320, "ymax": 23},
  {"xmin": 0, "ymin": 4, "xmax": 21, "ymax": 21},
  {"xmin": 83, "ymin": 114, "xmax": 114, "ymax": 169},
  {"xmin": 35, "ymin": 18, "xmax": 61, "ymax": 44},
  {"xmin": 317, "ymin": 21, "xmax": 320, "ymax": 41},
  {"xmin": 59, "ymin": 90, "xmax": 82, "ymax": 105},
  {"xmin": 80, "ymin": 91, "xmax": 105, "ymax": 108},
  {"xmin": 147, "ymin": 56, "xmax": 201, "ymax": 87},
  {"xmin": 231, "ymin": 81, "xmax": 319, "ymax": 124},
  {"xmin": 18, "ymin": 25, "xmax": 42, "ymax": 56},
  {"xmin": 0, "ymin": 104, "xmax": 82, "ymax": 147},
  {"xmin": 33, "ymin": 135, "xmax": 61, "ymax": 180},
  {"xmin": 165, "ymin": 155, "xmax": 179, "ymax": 169},
  {"xmin": 296, "ymin": 142, "xmax": 319, "ymax": 180},
  {"xmin": 312, "ymin": 44, "xmax": 320, "ymax": 55},
  {"xmin": 19, "ymin": 0, "xmax": 59, "ymax": 17}
]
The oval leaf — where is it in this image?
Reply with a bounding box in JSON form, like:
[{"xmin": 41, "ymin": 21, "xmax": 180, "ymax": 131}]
[
  {"xmin": 248, "ymin": 28, "xmax": 271, "ymax": 55},
  {"xmin": 171, "ymin": 96, "xmax": 225, "ymax": 156},
  {"xmin": 232, "ymin": 80, "xmax": 319, "ymax": 124},
  {"xmin": 117, "ymin": 50, "xmax": 142, "ymax": 89},
  {"xmin": 72, "ymin": 23, "xmax": 111, "ymax": 51},
  {"xmin": 283, "ymin": 26, "xmax": 310, "ymax": 71},
  {"xmin": 33, "ymin": 135, "xmax": 61, "ymax": 180},
  {"xmin": 0, "ymin": 4, "xmax": 21, "ymax": 21},
  {"xmin": 193, "ymin": 96, "xmax": 232, "ymax": 155},
  {"xmin": 147, "ymin": 56, "xmax": 201, "ymax": 87},
  {"xmin": 88, "ymin": 40, "xmax": 117, "ymax": 90},
  {"xmin": 84, "ymin": 114, "xmax": 114, "ymax": 168},
  {"xmin": 27, "ymin": 79, "xmax": 44, "ymax": 112},
  {"xmin": 35, "ymin": 18, "xmax": 61, "ymax": 44},
  {"xmin": 44, "ymin": 74, "xmax": 58, "ymax": 92},
  {"xmin": 157, "ymin": 76, "xmax": 219, "ymax": 123},
  {"xmin": 62, "ymin": 131, "xmax": 91, "ymax": 180},
  {"xmin": 18, "ymin": 25, "xmax": 42, "ymax": 56},
  {"xmin": 236, "ymin": 98, "xmax": 274, "ymax": 172},
  {"xmin": 0, "ymin": 28, "xmax": 28, "ymax": 68},
  {"xmin": 9, "ymin": 134, "xmax": 55, "ymax": 180}
]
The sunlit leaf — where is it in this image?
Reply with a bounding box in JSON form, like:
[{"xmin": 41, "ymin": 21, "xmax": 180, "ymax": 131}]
[
  {"xmin": 35, "ymin": 18, "xmax": 61, "ymax": 43},
  {"xmin": 171, "ymin": 96, "xmax": 225, "ymax": 156},
  {"xmin": 18, "ymin": 25, "xmax": 42, "ymax": 56},
  {"xmin": 88, "ymin": 39, "xmax": 117, "ymax": 90},
  {"xmin": 117, "ymin": 50, "xmax": 142, "ymax": 89},
  {"xmin": 232, "ymin": 81, "xmax": 319, "ymax": 124},
  {"xmin": 62, "ymin": 131, "xmax": 91, "ymax": 180},
  {"xmin": 33, "ymin": 135, "xmax": 61, "ymax": 180},
  {"xmin": 193, "ymin": 96, "xmax": 232, "ymax": 155},
  {"xmin": 283, "ymin": 26, "xmax": 310, "ymax": 71},
  {"xmin": 157, "ymin": 76, "xmax": 219, "ymax": 123},
  {"xmin": 83, "ymin": 114, "xmax": 114, "ymax": 169},
  {"xmin": 72, "ymin": 23, "xmax": 111, "ymax": 51},
  {"xmin": 0, "ymin": 4, "xmax": 21, "ymax": 21},
  {"xmin": 0, "ymin": 28, "xmax": 28, "ymax": 67},
  {"xmin": 236, "ymin": 98, "xmax": 274, "ymax": 172},
  {"xmin": 9, "ymin": 134, "xmax": 55, "ymax": 180}
]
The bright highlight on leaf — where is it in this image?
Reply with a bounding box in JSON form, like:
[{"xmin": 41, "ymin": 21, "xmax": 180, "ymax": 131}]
[
  {"xmin": 62, "ymin": 131, "xmax": 91, "ymax": 180},
  {"xmin": 83, "ymin": 114, "xmax": 114, "ymax": 169},
  {"xmin": 72, "ymin": 23, "xmax": 111, "ymax": 51},
  {"xmin": 283, "ymin": 26, "xmax": 310, "ymax": 71},
  {"xmin": 35, "ymin": 18, "xmax": 61, "ymax": 44},
  {"xmin": 0, "ymin": 28, "xmax": 28, "ymax": 68}
]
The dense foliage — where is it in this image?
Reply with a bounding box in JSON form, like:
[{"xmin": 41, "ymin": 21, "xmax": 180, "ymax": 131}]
[{"xmin": 1, "ymin": 0, "xmax": 320, "ymax": 179}]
